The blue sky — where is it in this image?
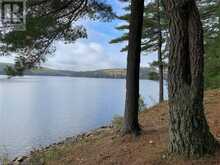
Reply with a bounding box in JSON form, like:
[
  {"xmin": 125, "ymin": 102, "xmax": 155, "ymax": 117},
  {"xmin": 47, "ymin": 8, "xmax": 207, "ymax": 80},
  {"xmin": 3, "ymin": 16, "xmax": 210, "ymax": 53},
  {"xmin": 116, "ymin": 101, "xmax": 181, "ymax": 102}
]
[{"xmin": 0, "ymin": 0, "xmax": 156, "ymax": 71}]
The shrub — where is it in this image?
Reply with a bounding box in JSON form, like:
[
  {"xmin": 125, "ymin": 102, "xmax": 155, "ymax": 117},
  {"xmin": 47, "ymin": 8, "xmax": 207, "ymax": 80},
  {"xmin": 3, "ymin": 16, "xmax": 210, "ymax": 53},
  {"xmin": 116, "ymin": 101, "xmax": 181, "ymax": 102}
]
[
  {"xmin": 112, "ymin": 115, "xmax": 123, "ymax": 131},
  {"xmin": 139, "ymin": 95, "xmax": 146, "ymax": 112}
]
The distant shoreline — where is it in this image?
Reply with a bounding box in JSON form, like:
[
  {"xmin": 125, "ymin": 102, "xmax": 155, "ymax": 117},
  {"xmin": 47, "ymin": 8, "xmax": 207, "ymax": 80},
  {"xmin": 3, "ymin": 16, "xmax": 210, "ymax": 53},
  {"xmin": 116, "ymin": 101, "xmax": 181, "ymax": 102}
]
[
  {"xmin": 0, "ymin": 74, "xmax": 158, "ymax": 80},
  {"xmin": 0, "ymin": 63, "xmax": 162, "ymax": 80}
]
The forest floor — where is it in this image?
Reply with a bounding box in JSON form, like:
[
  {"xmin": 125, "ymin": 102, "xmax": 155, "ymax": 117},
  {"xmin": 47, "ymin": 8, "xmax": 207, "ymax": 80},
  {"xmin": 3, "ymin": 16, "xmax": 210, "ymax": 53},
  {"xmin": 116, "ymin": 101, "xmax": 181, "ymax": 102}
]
[{"xmin": 16, "ymin": 89, "xmax": 220, "ymax": 165}]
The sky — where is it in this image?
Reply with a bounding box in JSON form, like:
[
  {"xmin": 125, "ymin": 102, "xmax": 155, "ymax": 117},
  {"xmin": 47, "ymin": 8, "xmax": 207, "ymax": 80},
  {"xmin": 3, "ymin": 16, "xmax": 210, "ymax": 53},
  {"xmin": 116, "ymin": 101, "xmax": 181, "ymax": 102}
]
[{"xmin": 0, "ymin": 0, "xmax": 156, "ymax": 71}]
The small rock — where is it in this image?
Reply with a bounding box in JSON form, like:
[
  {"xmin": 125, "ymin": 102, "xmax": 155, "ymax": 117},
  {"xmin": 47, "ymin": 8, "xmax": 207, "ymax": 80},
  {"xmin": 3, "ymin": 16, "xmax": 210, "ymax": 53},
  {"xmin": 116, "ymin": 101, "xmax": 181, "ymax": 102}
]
[
  {"xmin": 149, "ymin": 140, "xmax": 154, "ymax": 144},
  {"xmin": 18, "ymin": 156, "xmax": 27, "ymax": 162},
  {"xmin": 13, "ymin": 157, "xmax": 18, "ymax": 162},
  {"xmin": 162, "ymin": 154, "xmax": 166, "ymax": 159},
  {"xmin": 45, "ymin": 146, "xmax": 50, "ymax": 150},
  {"xmin": 13, "ymin": 156, "xmax": 28, "ymax": 164}
]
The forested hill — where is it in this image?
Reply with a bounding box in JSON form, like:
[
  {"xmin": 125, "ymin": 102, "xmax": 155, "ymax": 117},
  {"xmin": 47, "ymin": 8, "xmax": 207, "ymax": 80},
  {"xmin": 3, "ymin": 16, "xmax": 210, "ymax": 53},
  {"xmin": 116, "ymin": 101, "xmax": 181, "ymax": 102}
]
[{"xmin": 0, "ymin": 63, "xmax": 160, "ymax": 80}]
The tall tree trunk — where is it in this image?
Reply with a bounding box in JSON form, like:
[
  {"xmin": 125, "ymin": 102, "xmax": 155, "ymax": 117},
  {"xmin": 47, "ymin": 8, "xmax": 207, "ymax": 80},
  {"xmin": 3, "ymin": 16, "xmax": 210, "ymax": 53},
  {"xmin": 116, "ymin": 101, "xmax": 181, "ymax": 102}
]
[
  {"xmin": 157, "ymin": 0, "xmax": 164, "ymax": 103},
  {"xmin": 122, "ymin": 0, "xmax": 144, "ymax": 136},
  {"xmin": 163, "ymin": 0, "xmax": 217, "ymax": 157}
]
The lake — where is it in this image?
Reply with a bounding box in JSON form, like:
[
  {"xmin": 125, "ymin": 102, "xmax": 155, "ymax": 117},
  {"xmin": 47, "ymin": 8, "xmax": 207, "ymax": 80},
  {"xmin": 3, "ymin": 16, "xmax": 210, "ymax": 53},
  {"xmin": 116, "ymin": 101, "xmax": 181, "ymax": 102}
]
[{"xmin": 0, "ymin": 76, "xmax": 167, "ymax": 158}]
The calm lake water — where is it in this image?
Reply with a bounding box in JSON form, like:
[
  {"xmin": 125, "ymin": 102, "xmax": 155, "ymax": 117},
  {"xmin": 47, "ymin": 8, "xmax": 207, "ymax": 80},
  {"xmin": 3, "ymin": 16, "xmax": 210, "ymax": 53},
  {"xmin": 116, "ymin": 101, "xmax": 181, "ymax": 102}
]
[{"xmin": 0, "ymin": 76, "xmax": 167, "ymax": 158}]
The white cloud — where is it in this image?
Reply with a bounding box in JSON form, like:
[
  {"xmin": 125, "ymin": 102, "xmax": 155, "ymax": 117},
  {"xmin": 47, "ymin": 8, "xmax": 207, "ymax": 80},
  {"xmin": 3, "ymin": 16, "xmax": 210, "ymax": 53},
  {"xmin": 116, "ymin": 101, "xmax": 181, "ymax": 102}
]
[
  {"xmin": 0, "ymin": 0, "xmax": 156, "ymax": 71},
  {"xmin": 44, "ymin": 41, "xmax": 126, "ymax": 71}
]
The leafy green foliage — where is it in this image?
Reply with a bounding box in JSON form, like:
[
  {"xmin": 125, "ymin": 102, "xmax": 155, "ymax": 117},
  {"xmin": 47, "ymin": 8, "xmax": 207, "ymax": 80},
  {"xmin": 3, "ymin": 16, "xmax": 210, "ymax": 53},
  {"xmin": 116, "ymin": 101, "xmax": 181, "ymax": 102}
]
[
  {"xmin": 4, "ymin": 57, "xmax": 26, "ymax": 77},
  {"xmin": 148, "ymin": 71, "xmax": 159, "ymax": 80},
  {"xmin": 4, "ymin": 66, "xmax": 17, "ymax": 77}
]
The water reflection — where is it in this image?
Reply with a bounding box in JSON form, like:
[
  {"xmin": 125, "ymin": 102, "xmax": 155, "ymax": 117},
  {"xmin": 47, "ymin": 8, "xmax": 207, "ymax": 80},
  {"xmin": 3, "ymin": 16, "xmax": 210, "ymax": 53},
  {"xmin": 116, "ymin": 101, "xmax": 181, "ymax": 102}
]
[{"xmin": 0, "ymin": 76, "xmax": 167, "ymax": 158}]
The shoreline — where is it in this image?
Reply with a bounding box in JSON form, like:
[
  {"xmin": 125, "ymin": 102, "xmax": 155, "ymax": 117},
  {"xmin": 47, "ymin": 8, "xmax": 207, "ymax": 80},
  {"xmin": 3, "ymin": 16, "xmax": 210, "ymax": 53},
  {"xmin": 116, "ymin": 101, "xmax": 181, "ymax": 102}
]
[
  {"xmin": 10, "ymin": 125, "xmax": 113, "ymax": 165},
  {"xmin": 0, "ymin": 74, "xmax": 160, "ymax": 81},
  {"xmin": 5, "ymin": 89, "xmax": 220, "ymax": 165}
]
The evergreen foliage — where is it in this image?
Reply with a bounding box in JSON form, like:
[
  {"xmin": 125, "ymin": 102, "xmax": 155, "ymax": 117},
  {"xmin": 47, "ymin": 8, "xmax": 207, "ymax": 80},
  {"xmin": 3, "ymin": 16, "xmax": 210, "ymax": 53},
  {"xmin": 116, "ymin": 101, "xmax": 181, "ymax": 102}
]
[
  {"xmin": 204, "ymin": 1, "xmax": 220, "ymax": 89},
  {"xmin": 0, "ymin": 0, "xmax": 115, "ymax": 76}
]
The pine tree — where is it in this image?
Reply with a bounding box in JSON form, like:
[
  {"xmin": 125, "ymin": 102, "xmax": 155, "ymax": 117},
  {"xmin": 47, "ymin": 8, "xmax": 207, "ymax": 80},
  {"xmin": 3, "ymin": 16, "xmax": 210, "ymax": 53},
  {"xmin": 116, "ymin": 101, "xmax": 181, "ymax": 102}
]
[
  {"xmin": 122, "ymin": 0, "xmax": 144, "ymax": 135},
  {"xmin": 0, "ymin": 0, "xmax": 115, "ymax": 75},
  {"xmin": 111, "ymin": 0, "xmax": 219, "ymax": 103},
  {"xmin": 163, "ymin": 0, "xmax": 217, "ymax": 157},
  {"xmin": 110, "ymin": 0, "xmax": 168, "ymax": 103}
]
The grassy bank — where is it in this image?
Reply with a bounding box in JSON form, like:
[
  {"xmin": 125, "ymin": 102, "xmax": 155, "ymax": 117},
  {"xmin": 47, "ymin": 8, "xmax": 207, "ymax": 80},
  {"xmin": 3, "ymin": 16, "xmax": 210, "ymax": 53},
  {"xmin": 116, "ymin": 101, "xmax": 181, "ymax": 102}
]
[{"xmin": 12, "ymin": 89, "xmax": 220, "ymax": 165}]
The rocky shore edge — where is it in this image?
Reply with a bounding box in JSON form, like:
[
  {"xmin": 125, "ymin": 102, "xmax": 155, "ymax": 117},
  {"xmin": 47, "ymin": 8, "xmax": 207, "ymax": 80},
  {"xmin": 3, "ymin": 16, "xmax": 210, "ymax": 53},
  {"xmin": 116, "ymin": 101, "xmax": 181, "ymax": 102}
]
[{"xmin": 10, "ymin": 125, "xmax": 113, "ymax": 165}]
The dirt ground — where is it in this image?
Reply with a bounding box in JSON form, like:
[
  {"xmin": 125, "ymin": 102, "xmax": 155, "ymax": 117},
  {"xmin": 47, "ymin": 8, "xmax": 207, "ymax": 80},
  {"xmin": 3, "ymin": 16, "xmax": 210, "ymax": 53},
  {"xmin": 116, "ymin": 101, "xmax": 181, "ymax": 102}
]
[{"xmin": 26, "ymin": 89, "xmax": 220, "ymax": 165}]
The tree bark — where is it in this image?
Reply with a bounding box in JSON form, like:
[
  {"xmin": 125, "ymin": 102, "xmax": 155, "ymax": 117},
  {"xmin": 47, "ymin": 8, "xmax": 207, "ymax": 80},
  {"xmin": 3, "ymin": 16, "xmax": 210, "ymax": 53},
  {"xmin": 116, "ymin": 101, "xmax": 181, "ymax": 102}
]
[
  {"xmin": 157, "ymin": 0, "xmax": 164, "ymax": 103},
  {"xmin": 122, "ymin": 0, "xmax": 144, "ymax": 136},
  {"xmin": 163, "ymin": 0, "xmax": 217, "ymax": 157}
]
